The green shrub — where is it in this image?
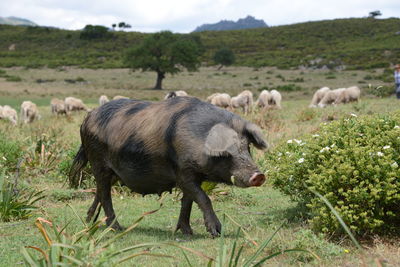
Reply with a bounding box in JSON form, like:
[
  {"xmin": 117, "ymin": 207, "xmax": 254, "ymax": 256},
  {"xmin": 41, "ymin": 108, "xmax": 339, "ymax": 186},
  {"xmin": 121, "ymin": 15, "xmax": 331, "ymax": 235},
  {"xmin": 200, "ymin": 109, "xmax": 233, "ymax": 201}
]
[
  {"xmin": 264, "ymin": 112, "xmax": 400, "ymax": 235},
  {"xmin": 275, "ymin": 84, "xmax": 303, "ymax": 92},
  {"xmin": 5, "ymin": 75, "xmax": 22, "ymax": 82},
  {"xmin": 367, "ymin": 85, "xmax": 394, "ymax": 98}
]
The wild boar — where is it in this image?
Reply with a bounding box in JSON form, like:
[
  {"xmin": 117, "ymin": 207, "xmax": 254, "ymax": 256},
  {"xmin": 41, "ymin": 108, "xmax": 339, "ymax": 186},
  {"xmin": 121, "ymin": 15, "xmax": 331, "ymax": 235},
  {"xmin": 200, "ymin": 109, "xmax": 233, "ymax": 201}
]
[{"xmin": 70, "ymin": 97, "xmax": 267, "ymax": 237}]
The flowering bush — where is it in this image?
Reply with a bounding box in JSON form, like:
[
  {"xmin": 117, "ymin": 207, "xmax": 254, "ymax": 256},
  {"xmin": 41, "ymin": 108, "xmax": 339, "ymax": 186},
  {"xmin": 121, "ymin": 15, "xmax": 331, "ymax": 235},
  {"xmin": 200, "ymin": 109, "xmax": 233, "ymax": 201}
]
[{"xmin": 263, "ymin": 112, "xmax": 400, "ymax": 235}]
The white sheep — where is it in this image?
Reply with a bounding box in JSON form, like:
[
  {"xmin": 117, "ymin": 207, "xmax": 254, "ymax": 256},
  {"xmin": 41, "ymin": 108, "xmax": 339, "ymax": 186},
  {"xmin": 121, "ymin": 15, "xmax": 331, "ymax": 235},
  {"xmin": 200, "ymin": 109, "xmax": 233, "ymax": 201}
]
[
  {"xmin": 99, "ymin": 95, "xmax": 110, "ymax": 106},
  {"xmin": 256, "ymin": 90, "xmax": 272, "ymax": 110},
  {"xmin": 21, "ymin": 101, "xmax": 40, "ymax": 123},
  {"xmin": 230, "ymin": 90, "xmax": 254, "ymax": 114},
  {"xmin": 0, "ymin": 105, "xmax": 18, "ymax": 125},
  {"xmin": 269, "ymin": 90, "xmax": 282, "ymax": 109},
  {"xmin": 318, "ymin": 88, "xmax": 346, "ymax": 108},
  {"xmin": 113, "ymin": 95, "xmax": 129, "ymax": 100},
  {"xmin": 309, "ymin": 87, "xmax": 330, "ymax": 108},
  {"xmin": 164, "ymin": 90, "xmax": 188, "ymax": 99},
  {"xmin": 65, "ymin": 97, "xmax": 89, "ymax": 112},
  {"xmin": 51, "ymin": 98, "xmax": 66, "ymax": 115},
  {"xmin": 207, "ymin": 93, "xmax": 231, "ymax": 109},
  {"xmin": 334, "ymin": 86, "xmax": 361, "ymax": 105}
]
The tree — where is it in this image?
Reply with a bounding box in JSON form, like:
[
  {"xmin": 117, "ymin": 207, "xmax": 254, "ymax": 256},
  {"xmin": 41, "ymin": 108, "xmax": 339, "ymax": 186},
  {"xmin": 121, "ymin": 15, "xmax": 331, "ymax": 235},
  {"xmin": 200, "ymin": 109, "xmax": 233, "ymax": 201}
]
[
  {"xmin": 80, "ymin": 25, "xmax": 110, "ymax": 40},
  {"xmin": 111, "ymin": 24, "xmax": 116, "ymax": 30},
  {"xmin": 213, "ymin": 47, "xmax": 235, "ymax": 70},
  {"xmin": 124, "ymin": 31, "xmax": 203, "ymax": 90},
  {"xmin": 369, "ymin": 10, "xmax": 382, "ymax": 18}
]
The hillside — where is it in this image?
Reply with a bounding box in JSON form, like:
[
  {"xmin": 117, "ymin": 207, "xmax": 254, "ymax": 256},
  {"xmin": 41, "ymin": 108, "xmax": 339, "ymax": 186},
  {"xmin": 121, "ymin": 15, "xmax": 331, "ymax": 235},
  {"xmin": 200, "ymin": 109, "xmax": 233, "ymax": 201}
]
[
  {"xmin": 193, "ymin": 15, "xmax": 267, "ymax": 32},
  {"xmin": 0, "ymin": 16, "xmax": 37, "ymax": 26},
  {"xmin": 0, "ymin": 18, "xmax": 399, "ymax": 69}
]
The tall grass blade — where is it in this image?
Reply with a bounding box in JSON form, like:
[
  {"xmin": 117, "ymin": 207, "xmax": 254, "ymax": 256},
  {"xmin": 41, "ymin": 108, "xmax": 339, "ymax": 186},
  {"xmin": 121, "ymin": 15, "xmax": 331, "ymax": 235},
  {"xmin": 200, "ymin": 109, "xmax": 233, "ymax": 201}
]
[{"xmin": 242, "ymin": 222, "xmax": 285, "ymax": 267}]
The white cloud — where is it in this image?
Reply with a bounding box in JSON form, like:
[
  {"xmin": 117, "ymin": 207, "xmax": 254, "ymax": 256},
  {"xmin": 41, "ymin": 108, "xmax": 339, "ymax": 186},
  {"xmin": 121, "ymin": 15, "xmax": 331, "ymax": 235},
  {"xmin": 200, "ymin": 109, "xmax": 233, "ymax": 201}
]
[{"xmin": 0, "ymin": 0, "xmax": 398, "ymax": 32}]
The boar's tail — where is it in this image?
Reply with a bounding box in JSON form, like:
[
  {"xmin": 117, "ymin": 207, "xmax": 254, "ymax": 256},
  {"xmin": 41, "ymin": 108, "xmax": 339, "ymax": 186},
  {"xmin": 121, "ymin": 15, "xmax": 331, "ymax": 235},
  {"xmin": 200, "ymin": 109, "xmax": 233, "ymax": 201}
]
[{"xmin": 69, "ymin": 145, "xmax": 88, "ymax": 188}]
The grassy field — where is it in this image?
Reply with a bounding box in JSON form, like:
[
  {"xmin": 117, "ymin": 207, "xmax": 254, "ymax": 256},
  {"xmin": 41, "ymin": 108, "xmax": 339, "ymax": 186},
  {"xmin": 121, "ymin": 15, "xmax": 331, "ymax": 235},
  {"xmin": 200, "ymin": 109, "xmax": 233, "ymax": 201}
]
[{"xmin": 0, "ymin": 67, "xmax": 399, "ymax": 266}]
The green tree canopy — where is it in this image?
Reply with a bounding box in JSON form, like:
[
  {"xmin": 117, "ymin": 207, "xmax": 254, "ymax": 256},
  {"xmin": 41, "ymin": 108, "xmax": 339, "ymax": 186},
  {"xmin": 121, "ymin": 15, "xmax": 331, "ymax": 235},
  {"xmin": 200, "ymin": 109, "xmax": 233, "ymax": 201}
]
[
  {"xmin": 124, "ymin": 31, "xmax": 203, "ymax": 89},
  {"xmin": 213, "ymin": 47, "xmax": 235, "ymax": 70}
]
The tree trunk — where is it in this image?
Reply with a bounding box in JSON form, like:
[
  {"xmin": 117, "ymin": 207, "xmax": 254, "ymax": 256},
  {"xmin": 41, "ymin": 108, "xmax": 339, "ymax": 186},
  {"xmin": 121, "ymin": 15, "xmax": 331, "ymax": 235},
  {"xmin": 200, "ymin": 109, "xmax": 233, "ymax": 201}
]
[{"xmin": 154, "ymin": 71, "xmax": 165, "ymax": 90}]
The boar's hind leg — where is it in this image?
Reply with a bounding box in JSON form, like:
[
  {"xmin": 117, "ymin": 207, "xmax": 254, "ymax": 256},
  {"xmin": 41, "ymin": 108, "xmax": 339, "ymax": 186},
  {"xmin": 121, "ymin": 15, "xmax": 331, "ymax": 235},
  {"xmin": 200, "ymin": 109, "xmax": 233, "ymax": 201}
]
[
  {"xmin": 92, "ymin": 165, "xmax": 123, "ymax": 231},
  {"xmin": 87, "ymin": 176, "xmax": 120, "ymax": 223},
  {"xmin": 175, "ymin": 194, "xmax": 194, "ymax": 235},
  {"xmin": 181, "ymin": 181, "xmax": 221, "ymax": 237}
]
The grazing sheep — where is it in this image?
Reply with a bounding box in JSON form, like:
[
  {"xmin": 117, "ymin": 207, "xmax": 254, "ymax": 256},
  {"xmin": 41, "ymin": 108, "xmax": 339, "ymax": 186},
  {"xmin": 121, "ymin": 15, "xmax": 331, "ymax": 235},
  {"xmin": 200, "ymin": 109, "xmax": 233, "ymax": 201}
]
[
  {"xmin": 65, "ymin": 97, "xmax": 88, "ymax": 112},
  {"xmin": 51, "ymin": 98, "xmax": 67, "ymax": 115},
  {"xmin": 113, "ymin": 95, "xmax": 129, "ymax": 100},
  {"xmin": 21, "ymin": 101, "xmax": 40, "ymax": 123},
  {"xmin": 0, "ymin": 105, "xmax": 18, "ymax": 125},
  {"xmin": 99, "ymin": 95, "xmax": 110, "ymax": 106},
  {"xmin": 334, "ymin": 86, "xmax": 361, "ymax": 104},
  {"xmin": 309, "ymin": 87, "xmax": 330, "ymax": 108},
  {"xmin": 207, "ymin": 93, "xmax": 231, "ymax": 109},
  {"xmin": 231, "ymin": 90, "xmax": 254, "ymax": 114},
  {"xmin": 318, "ymin": 88, "xmax": 346, "ymax": 108},
  {"xmin": 256, "ymin": 90, "xmax": 272, "ymax": 110},
  {"xmin": 269, "ymin": 90, "xmax": 282, "ymax": 109},
  {"xmin": 164, "ymin": 90, "xmax": 188, "ymax": 99}
]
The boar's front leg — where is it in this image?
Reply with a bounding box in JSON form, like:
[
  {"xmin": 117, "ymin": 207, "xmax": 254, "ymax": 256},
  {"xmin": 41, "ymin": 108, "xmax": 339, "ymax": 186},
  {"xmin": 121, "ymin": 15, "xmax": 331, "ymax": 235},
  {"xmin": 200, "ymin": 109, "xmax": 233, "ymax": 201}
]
[
  {"xmin": 180, "ymin": 181, "xmax": 221, "ymax": 237},
  {"xmin": 175, "ymin": 194, "xmax": 194, "ymax": 235}
]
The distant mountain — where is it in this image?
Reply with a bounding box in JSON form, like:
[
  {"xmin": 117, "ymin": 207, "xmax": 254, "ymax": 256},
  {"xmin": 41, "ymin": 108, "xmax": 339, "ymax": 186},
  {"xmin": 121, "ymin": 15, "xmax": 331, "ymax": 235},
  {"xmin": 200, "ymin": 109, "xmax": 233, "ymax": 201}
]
[
  {"xmin": 193, "ymin": 15, "xmax": 267, "ymax": 32},
  {"xmin": 0, "ymin": 16, "xmax": 37, "ymax": 26}
]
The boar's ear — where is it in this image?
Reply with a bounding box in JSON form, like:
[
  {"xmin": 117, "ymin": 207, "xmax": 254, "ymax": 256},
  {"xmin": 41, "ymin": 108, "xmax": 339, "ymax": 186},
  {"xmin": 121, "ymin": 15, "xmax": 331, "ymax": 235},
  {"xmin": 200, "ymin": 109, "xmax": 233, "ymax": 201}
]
[
  {"xmin": 245, "ymin": 123, "xmax": 268, "ymax": 150},
  {"xmin": 205, "ymin": 124, "xmax": 240, "ymax": 156}
]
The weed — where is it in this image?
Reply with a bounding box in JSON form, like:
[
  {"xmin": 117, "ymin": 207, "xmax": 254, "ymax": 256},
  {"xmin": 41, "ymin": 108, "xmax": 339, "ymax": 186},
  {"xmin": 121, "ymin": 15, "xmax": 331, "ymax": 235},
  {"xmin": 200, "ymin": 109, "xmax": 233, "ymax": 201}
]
[{"xmin": 0, "ymin": 170, "xmax": 44, "ymax": 222}]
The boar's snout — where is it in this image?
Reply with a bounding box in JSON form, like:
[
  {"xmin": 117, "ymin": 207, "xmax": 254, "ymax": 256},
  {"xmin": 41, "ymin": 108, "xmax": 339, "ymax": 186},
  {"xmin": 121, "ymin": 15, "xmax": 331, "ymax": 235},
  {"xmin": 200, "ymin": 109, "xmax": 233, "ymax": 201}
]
[{"xmin": 249, "ymin": 172, "xmax": 266, "ymax": 187}]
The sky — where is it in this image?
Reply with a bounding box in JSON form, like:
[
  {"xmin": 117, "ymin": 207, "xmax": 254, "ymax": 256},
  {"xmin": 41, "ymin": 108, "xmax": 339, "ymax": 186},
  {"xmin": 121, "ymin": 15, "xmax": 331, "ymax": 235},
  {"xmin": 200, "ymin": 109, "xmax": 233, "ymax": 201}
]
[{"xmin": 0, "ymin": 0, "xmax": 399, "ymax": 33}]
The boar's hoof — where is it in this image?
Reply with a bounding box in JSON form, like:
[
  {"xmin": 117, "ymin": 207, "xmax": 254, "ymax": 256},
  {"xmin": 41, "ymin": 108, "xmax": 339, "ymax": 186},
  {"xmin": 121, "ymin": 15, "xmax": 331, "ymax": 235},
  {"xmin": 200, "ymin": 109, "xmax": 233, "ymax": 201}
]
[
  {"xmin": 109, "ymin": 221, "xmax": 124, "ymax": 231},
  {"xmin": 206, "ymin": 219, "xmax": 221, "ymax": 238},
  {"xmin": 175, "ymin": 223, "xmax": 193, "ymax": 235}
]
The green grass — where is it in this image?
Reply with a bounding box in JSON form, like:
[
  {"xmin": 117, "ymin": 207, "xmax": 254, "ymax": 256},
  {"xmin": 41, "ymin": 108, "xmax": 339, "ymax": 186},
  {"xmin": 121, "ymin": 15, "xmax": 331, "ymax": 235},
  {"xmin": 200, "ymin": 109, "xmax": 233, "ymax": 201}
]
[{"xmin": 0, "ymin": 67, "xmax": 400, "ymax": 266}]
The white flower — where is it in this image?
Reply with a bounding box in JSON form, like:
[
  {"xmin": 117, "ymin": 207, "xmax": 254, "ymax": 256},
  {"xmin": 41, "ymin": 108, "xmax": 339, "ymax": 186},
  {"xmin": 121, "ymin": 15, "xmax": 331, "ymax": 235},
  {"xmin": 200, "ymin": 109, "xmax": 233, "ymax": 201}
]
[
  {"xmin": 383, "ymin": 145, "xmax": 391, "ymax": 150},
  {"xmin": 330, "ymin": 144, "xmax": 336, "ymax": 148},
  {"xmin": 302, "ymin": 153, "xmax": 307, "ymax": 156},
  {"xmin": 294, "ymin": 139, "xmax": 302, "ymax": 144},
  {"xmin": 320, "ymin": 147, "xmax": 330, "ymax": 153},
  {"xmin": 287, "ymin": 139, "xmax": 293, "ymax": 144},
  {"xmin": 376, "ymin": 152, "xmax": 384, "ymax": 157},
  {"xmin": 277, "ymin": 152, "xmax": 282, "ymax": 156},
  {"xmin": 298, "ymin": 158, "xmax": 305, "ymax": 163},
  {"xmin": 312, "ymin": 134, "xmax": 320, "ymax": 137},
  {"xmin": 285, "ymin": 151, "xmax": 291, "ymax": 155},
  {"xmin": 391, "ymin": 162, "xmax": 398, "ymax": 168},
  {"xmin": 350, "ymin": 113, "xmax": 358, "ymax": 117},
  {"xmin": 394, "ymin": 125, "xmax": 400, "ymax": 129}
]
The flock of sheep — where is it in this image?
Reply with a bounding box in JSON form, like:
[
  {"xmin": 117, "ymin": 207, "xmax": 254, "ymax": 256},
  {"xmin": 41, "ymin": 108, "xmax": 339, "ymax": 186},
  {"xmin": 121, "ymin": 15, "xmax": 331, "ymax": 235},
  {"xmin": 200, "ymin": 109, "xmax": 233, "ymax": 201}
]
[
  {"xmin": 309, "ymin": 86, "xmax": 361, "ymax": 108},
  {"xmin": 0, "ymin": 85, "xmax": 360, "ymax": 125}
]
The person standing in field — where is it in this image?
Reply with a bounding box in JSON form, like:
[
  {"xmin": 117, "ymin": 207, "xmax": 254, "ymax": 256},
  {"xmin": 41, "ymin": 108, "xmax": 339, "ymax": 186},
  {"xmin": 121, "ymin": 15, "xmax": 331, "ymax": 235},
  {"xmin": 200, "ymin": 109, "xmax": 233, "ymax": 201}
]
[{"xmin": 395, "ymin": 64, "xmax": 400, "ymax": 99}]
